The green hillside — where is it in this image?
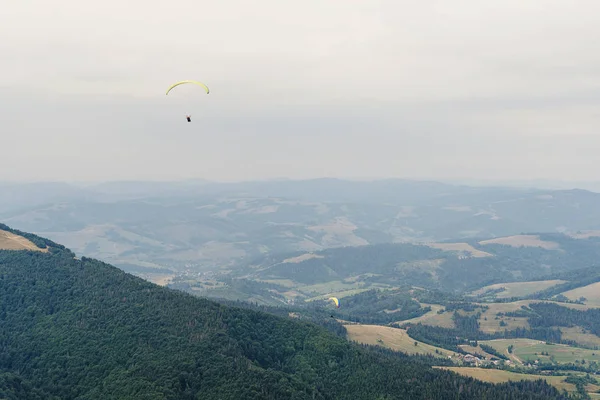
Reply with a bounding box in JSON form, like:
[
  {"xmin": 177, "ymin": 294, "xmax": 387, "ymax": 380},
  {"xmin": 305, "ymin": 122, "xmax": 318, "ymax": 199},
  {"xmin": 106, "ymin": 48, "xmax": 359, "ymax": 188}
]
[
  {"xmin": 0, "ymin": 227, "xmax": 568, "ymax": 399},
  {"xmin": 240, "ymin": 234, "xmax": 600, "ymax": 295}
]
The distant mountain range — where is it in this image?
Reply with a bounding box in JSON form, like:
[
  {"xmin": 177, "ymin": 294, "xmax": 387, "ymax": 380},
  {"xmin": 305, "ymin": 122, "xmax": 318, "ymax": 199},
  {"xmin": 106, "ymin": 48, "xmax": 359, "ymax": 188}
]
[{"xmin": 2, "ymin": 178, "xmax": 600, "ymax": 276}]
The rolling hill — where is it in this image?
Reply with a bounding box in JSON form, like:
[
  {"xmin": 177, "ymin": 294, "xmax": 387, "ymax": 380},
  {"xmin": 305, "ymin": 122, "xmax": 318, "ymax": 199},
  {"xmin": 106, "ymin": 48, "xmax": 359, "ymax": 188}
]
[
  {"xmin": 0, "ymin": 225, "xmax": 568, "ymax": 399},
  {"xmin": 227, "ymin": 233, "xmax": 600, "ymax": 299},
  {"xmin": 2, "ymin": 179, "xmax": 600, "ymax": 281}
]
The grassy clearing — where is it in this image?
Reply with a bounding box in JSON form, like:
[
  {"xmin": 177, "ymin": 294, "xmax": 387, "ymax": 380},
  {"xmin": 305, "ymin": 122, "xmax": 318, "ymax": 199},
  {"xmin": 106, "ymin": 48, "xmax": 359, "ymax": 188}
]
[
  {"xmin": 480, "ymin": 339, "xmax": 600, "ymax": 365},
  {"xmin": 396, "ymin": 304, "xmax": 456, "ymax": 329},
  {"xmin": 562, "ymin": 282, "xmax": 600, "ymax": 307},
  {"xmin": 517, "ymin": 343, "xmax": 600, "ymax": 364},
  {"xmin": 470, "ymin": 280, "xmax": 567, "ymax": 299},
  {"xmin": 477, "ymin": 301, "xmax": 533, "ymax": 333},
  {"xmin": 390, "ymin": 299, "xmax": 595, "ymax": 333},
  {"xmin": 257, "ymin": 279, "xmax": 297, "ymax": 288},
  {"xmin": 561, "ymin": 326, "xmax": 600, "ymax": 348},
  {"xmin": 307, "ymin": 217, "xmax": 369, "ymax": 247},
  {"xmin": 458, "ymin": 344, "xmax": 496, "ymax": 360},
  {"xmin": 427, "ymin": 242, "xmax": 492, "ymax": 257},
  {"xmin": 281, "ymin": 253, "xmax": 324, "ymax": 263},
  {"xmin": 0, "ymin": 229, "xmax": 48, "ymax": 252},
  {"xmin": 343, "ymin": 273, "xmax": 381, "ymax": 283},
  {"xmin": 434, "ymin": 367, "xmax": 579, "ymax": 393},
  {"xmin": 143, "ymin": 274, "xmax": 175, "ymax": 286},
  {"xmin": 478, "ymin": 234, "xmax": 560, "ymax": 249},
  {"xmin": 568, "ymin": 230, "xmax": 600, "ymax": 239},
  {"xmin": 477, "ymin": 300, "xmax": 596, "ymax": 333},
  {"xmin": 345, "ymin": 324, "xmax": 453, "ymax": 358},
  {"xmin": 297, "ymin": 280, "xmax": 364, "ymax": 296},
  {"xmin": 281, "ymin": 290, "xmax": 305, "ymax": 300},
  {"xmin": 305, "ymin": 288, "xmax": 370, "ymax": 302}
]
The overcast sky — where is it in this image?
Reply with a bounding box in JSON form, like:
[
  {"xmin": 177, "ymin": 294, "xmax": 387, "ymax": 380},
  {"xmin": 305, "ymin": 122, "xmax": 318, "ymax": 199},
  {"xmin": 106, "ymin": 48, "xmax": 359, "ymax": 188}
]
[{"xmin": 1, "ymin": 0, "xmax": 600, "ymax": 183}]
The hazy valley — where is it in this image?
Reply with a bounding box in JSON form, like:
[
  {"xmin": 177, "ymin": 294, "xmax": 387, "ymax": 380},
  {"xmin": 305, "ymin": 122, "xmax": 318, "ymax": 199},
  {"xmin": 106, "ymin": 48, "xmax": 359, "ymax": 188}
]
[{"xmin": 3, "ymin": 179, "xmax": 600, "ymax": 398}]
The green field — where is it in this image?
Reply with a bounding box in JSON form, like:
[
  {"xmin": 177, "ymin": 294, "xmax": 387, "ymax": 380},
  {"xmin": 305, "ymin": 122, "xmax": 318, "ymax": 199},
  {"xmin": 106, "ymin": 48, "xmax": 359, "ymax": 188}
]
[
  {"xmin": 297, "ymin": 280, "xmax": 366, "ymax": 295},
  {"xmin": 481, "ymin": 339, "xmax": 600, "ymax": 365},
  {"xmin": 305, "ymin": 288, "xmax": 370, "ymax": 302},
  {"xmin": 396, "ymin": 304, "xmax": 456, "ymax": 329},
  {"xmin": 561, "ymin": 326, "xmax": 600, "ymax": 348},
  {"xmin": 470, "ymin": 280, "xmax": 566, "ymax": 299}
]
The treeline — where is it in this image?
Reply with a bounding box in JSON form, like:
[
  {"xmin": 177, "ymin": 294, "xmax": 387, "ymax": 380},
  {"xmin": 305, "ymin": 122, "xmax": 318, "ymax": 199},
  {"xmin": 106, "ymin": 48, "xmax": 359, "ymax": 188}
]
[
  {"xmin": 527, "ymin": 303, "xmax": 600, "ymax": 338},
  {"xmin": 406, "ymin": 320, "xmax": 564, "ymax": 353},
  {"xmin": 256, "ymin": 243, "xmax": 446, "ymax": 285},
  {"xmin": 0, "ymin": 244, "xmax": 570, "ymax": 399},
  {"xmin": 445, "ymin": 302, "xmax": 489, "ymax": 312},
  {"xmin": 526, "ymin": 266, "xmax": 600, "ymax": 302},
  {"xmin": 322, "ymin": 289, "xmax": 431, "ymax": 324},
  {"xmin": 479, "ymin": 344, "xmax": 509, "ymax": 361},
  {"xmin": 217, "ymin": 288, "xmax": 431, "ymax": 331},
  {"xmin": 214, "ymin": 298, "xmax": 349, "ymax": 338},
  {"xmin": 172, "ymin": 276, "xmax": 291, "ymax": 305},
  {"xmin": 0, "ymin": 222, "xmax": 68, "ymax": 252}
]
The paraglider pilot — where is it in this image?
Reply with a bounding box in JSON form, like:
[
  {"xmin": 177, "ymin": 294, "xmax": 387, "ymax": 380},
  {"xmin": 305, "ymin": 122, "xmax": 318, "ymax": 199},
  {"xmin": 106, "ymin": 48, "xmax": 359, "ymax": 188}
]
[{"xmin": 186, "ymin": 115, "xmax": 191, "ymax": 122}]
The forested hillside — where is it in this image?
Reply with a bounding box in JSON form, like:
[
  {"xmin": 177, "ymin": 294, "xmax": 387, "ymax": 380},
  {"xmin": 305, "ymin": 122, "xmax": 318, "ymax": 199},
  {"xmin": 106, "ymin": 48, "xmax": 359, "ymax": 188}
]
[
  {"xmin": 240, "ymin": 234, "xmax": 600, "ymax": 295},
  {"xmin": 0, "ymin": 227, "xmax": 569, "ymax": 399}
]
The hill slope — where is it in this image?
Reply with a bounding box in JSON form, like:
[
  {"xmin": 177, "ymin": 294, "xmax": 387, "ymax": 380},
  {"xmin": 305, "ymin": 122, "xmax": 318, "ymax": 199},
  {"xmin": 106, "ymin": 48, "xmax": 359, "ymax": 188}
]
[
  {"xmin": 236, "ymin": 233, "xmax": 600, "ymax": 295},
  {"xmin": 0, "ymin": 227, "xmax": 567, "ymax": 399},
  {"xmin": 3, "ymin": 179, "xmax": 600, "ymax": 276}
]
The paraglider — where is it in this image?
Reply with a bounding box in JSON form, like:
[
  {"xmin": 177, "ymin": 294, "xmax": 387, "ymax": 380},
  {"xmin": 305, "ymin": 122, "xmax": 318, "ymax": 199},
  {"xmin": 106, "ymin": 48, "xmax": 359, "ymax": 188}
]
[
  {"xmin": 328, "ymin": 297, "xmax": 340, "ymax": 308},
  {"xmin": 165, "ymin": 80, "xmax": 210, "ymax": 122},
  {"xmin": 165, "ymin": 80, "xmax": 210, "ymax": 95}
]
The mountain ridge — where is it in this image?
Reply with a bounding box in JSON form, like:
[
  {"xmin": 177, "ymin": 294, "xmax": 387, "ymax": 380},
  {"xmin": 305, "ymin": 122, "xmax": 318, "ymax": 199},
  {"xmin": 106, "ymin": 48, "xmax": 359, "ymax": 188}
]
[
  {"xmin": 3, "ymin": 179, "xmax": 600, "ymax": 280},
  {"xmin": 0, "ymin": 225, "xmax": 567, "ymax": 399}
]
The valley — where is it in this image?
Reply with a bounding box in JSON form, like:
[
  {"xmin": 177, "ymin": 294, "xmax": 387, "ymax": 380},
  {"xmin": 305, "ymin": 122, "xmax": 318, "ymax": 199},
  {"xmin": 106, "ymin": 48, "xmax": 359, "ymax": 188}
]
[
  {"xmin": 0, "ymin": 224, "xmax": 569, "ymax": 399},
  {"xmin": 3, "ymin": 179, "xmax": 600, "ymax": 398}
]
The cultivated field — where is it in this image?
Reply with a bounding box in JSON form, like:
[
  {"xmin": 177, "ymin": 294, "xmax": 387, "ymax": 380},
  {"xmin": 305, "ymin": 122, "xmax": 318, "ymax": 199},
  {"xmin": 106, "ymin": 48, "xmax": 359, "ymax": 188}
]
[
  {"xmin": 396, "ymin": 304, "xmax": 456, "ymax": 329},
  {"xmin": 305, "ymin": 288, "xmax": 370, "ymax": 302},
  {"xmin": 470, "ymin": 280, "xmax": 566, "ymax": 299},
  {"xmin": 480, "ymin": 339, "xmax": 600, "ymax": 365},
  {"xmin": 476, "ymin": 301, "xmax": 532, "ymax": 333},
  {"xmin": 476, "ymin": 300, "xmax": 596, "ymax": 334},
  {"xmin": 345, "ymin": 324, "xmax": 453, "ymax": 358},
  {"xmin": 434, "ymin": 367, "xmax": 592, "ymax": 394},
  {"xmin": 562, "ymin": 282, "xmax": 600, "ymax": 307},
  {"xmin": 298, "ymin": 280, "xmax": 365, "ymax": 295},
  {"xmin": 258, "ymin": 279, "xmax": 297, "ymax": 288},
  {"xmin": 143, "ymin": 274, "xmax": 175, "ymax": 286},
  {"xmin": 560, "ymin": 326, "xmax": 600, "ymax": 348},
  {"xmin": 282, "ymin": 253, "xmax": 324, "ymax": 263},
  {"xmin": 0, "ymin": 229, "xmax": 48, "ymax": 252},
  {"xmin": 427, "ymin": 242, "xmax": 492, "ymax": 258},
  {"xmin": 307, "ymin": 217, "xmax": 369, "ymax": 247},
  {"xmin": 478, "ymin": 235, "xmax": 560, "ymax": 249}
]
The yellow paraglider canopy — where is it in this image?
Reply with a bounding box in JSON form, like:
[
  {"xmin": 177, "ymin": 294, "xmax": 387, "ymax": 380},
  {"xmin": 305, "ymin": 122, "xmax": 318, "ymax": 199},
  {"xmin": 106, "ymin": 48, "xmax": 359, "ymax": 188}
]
[
  {"xmin": 166, "ymin": 80, "xmax": 210, "ymax": 95},
  {"xmin": 328, "ymin": 297, "xmax": 340, "ymax": 308}
]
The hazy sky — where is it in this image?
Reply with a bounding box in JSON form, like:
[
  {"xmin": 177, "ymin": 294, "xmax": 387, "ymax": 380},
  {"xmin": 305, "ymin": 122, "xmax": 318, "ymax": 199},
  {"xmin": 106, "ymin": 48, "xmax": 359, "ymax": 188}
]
[{"xmin": 2, "ymin": 0, "xmax": 600, "ymax": 182}]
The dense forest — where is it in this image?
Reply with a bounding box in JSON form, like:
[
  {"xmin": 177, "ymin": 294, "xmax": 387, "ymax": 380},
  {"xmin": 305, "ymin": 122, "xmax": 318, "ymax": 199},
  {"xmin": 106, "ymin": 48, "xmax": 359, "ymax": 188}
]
[{"xmin": 0, "ymin": 229, "xmax": 572, "ymax": 399}]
